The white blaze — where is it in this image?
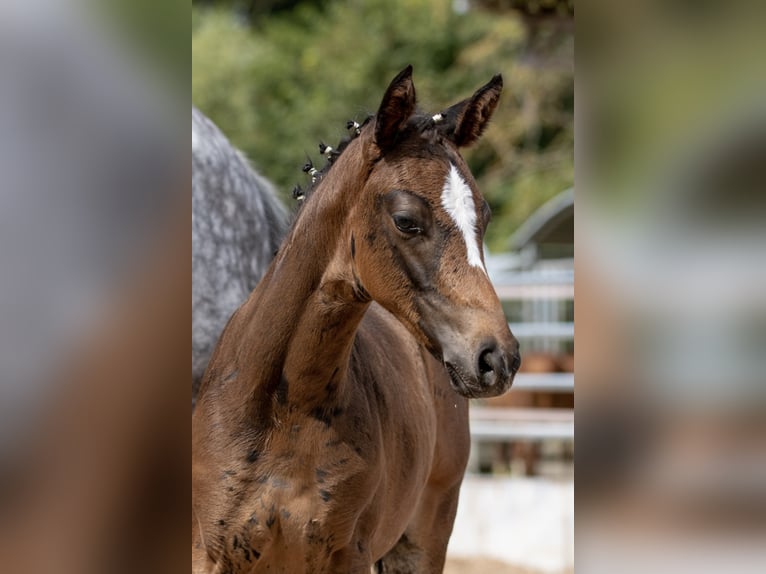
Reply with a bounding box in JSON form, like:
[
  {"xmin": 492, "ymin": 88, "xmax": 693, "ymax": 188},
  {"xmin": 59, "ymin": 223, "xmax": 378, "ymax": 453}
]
[{"xmin": 441, "ymin": 164, "xmax": 486, "ymax": 273}]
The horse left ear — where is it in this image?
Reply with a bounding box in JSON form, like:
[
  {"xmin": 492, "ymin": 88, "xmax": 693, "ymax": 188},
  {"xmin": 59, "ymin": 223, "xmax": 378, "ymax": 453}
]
[
  {"xmin": 439, "ymin": 74, "xmax": 503, "ymax": 148},
  {"xmin": 375, "ymin": 65, "xmax": 417, "ymax": 152}
]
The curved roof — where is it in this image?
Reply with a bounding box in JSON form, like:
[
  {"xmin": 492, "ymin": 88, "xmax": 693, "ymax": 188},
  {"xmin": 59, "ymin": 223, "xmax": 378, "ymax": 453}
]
[{"xmin": 508, "ymin": 188, "xmax": 574, "ymax": 251}]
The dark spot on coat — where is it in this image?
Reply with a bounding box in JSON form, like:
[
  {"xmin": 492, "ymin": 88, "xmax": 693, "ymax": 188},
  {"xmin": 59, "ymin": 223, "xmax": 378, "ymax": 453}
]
[
  {"xmin": 266, "ymin": 513, "xmax": 276, "ymax": 528},
  {"xmin": 276, "ymin": 374, "xmax": 289, "ymax": 405},
  {"xmin": 246, "ymin": 450, "xmax": 260, "ymax": 464},
  {"xmin": 271, "ymin": 477, "xmax": 288, "ymax": 489},
  {"xmin": 315, "ymin": 468, "xmax": 327, "ymax": 483},
  {"xmin": 319, "ymin": 489, "xmax": 331, "ymax": 502},
  {"xmin": 217, "ymin": 519, "xmax": 227, "ymax": 527},
  {"xmin": 252, "ymin": 548, "xmax": 261, "ymax": 560},
  {"xmin": 325, "ymin": 538, "xmax": 335, "ymax": 555},
  {"xmin": 218, "ymin": 553, "xmax": 234, "ymax": 572},
  {"xmin": 310, "ymin": 407, "xmax": 333, "ymax": 427},
  {"xmin": 232, "ymin": 535, "xmax": 240, "ymax": 549},
  {"xmin": 351, "ymin": 234, "xmax": 356, "ymax": 259},
  {"xmin": 309, "ymin": 536, "xmax": 324, "ymax": 546},
  {"xmin": 372, "ymin": 380, "xmax": 388, "ymax": 416},
  {"xmin": 325, "ymin": 367, "xmax": 340, "ymax": 395}
]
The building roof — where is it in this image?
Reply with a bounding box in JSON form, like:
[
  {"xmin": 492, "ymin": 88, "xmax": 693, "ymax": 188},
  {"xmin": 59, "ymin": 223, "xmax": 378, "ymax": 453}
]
[{"xmin": 508, "ymin": 188, "xmax": 574, "ymax": 252}]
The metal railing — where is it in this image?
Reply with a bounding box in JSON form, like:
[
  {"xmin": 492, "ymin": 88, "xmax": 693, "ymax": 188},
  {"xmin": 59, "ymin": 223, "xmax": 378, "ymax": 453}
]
[
  {"xmin": 512, "ymin": 372, "xmax": 574, "ymax": 392},
  {"xmin": 470, "ymin": 254, "xmax": 574, "ymax": 445},
  {"xmin": 509, "ymin": 322, "xmax": 574, "ymax": 340},
  {"xmin": 469, "ymin": 407, "xmax": 574, "ymax": 440}
]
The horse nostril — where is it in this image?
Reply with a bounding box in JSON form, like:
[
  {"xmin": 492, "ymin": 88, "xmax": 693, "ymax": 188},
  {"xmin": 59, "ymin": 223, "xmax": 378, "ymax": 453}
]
[
  {"xmin": 511, "ymin": 353, "xmax": 522, "ymax": 374},
  {"xmin": 478, "ymin": 348, "xmax": 495, "ymax": 375},
  {"xmin": 478, "ymin": 343, "xmax": 502, "ymax": 378}
]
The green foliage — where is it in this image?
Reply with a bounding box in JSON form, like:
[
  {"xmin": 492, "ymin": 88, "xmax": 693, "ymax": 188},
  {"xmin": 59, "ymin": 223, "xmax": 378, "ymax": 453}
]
[
  {"xmin": 100, "ymin": 0, "xmax": 189, "ymax": 89},
  {"xmin": 192, "ymin": 0, "xmax": 572, "ymax": 251}
]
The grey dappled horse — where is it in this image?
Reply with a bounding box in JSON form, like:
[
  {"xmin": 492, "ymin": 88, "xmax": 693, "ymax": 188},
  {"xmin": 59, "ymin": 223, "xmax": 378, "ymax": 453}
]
[{"xmin": 192, "ymin": 108, "xmax": 287, "ymax": 402}]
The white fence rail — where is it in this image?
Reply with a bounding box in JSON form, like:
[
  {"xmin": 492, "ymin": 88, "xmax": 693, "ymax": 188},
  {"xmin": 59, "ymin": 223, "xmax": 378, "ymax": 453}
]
[
  {"xmin": 470, "ymin": 407, "xmax": 574, "ymax": 441},
  {"xmin": 473, "ymin": 255, "xmax": 574, "ymax": 444},
  {"xmin": 512, "ymin": 372, "xmax": 574, "ymax": 392},
  {"xmin": 509, "ymin": 321, "xmax": 574, "ymax": 339}
]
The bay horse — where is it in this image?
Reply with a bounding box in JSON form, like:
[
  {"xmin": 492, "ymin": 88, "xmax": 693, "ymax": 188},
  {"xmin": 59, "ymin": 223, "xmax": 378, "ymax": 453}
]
[
  {"xmin": 192, "ymin": 66, "xmax": 520, "ymax": 573},
  {"xmin": 192, "ymin": 107, "xmax": 288, "ymax": 403}
]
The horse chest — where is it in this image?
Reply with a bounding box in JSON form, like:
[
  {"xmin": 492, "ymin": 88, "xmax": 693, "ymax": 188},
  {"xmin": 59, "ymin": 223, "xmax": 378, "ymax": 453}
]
[{"xmin": 218, "ymin": 448, "xmax": 372, "ymax": 572}]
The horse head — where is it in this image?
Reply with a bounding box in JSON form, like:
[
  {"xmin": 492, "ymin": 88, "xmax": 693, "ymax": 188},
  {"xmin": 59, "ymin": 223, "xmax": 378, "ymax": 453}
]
[{"xmin": 329, "ymin": 66, "xmax": 520, "ymax": 398}]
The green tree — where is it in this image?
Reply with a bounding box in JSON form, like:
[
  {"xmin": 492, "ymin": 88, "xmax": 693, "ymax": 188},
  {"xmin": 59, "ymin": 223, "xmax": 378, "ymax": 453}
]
[{"xmin": 192, "ymin": 0, "xmax": 572, "ymax": 251}]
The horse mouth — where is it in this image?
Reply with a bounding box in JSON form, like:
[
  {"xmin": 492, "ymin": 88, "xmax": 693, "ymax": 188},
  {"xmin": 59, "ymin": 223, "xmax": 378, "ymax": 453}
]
[{"xmin": 445, "ymin": 362, "xmax": 480, "ymax": 398}]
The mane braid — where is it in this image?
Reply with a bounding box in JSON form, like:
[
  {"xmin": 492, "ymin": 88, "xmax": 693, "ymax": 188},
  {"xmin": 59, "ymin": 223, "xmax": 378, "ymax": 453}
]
[
  {"xmin": 291, "ymin": 115, "xmax": 374, "ymax": 209},
  {"xmin": 287, "ymin": 111, "xmax": 442, "ymax": 225}
]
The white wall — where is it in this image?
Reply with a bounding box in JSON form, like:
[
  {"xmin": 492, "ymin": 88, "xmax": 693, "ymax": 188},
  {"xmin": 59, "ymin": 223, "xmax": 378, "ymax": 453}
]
[{"xmin": 447, "ymin": 475, "xmax": 574, "ymax": 573}]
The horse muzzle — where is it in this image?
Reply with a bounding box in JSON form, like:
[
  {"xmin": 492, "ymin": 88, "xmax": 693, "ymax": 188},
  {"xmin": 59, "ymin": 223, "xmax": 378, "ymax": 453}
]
[{"xmin": 444, "ymin": 337, "xmax": 521, "ymax": 398}]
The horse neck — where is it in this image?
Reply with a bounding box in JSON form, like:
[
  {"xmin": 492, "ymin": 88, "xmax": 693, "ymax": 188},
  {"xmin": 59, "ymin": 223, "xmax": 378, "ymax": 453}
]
[{"xmin": 217, "ymin": 151, "xmax": 370, "ymax": 419}]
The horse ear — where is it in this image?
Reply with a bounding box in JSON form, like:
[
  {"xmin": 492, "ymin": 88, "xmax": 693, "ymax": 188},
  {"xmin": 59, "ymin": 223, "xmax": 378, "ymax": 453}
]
[
  {"xmin": 374, "ymin": 65, "xmax": 416, "ymax": 152},
  {"xmin": 440, "ymin": 74, "xmax": 503, "ymax": 148}
]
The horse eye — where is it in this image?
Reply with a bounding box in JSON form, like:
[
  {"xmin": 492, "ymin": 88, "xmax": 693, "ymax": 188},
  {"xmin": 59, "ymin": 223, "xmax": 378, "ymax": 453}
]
[{"xmin": 393, "ymin": 214, "xmax": 421, "ymax": 235}]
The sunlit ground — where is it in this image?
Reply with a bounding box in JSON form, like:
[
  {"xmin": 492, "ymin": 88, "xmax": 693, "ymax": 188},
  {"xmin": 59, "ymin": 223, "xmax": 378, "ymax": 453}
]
[{"xmin": 445, "ymin": 558, "xmax": 573, "ymax": 574}]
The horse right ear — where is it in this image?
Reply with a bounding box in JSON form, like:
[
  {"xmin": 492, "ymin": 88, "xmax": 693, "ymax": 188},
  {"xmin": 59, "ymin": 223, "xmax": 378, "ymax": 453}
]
[
  {"xmin": 374, "ymin": 65, "xmax": 416, "ymax": 153},
  {"xmin": 437, "ymin": 74, "xmax": 503, "ymax": 148}
]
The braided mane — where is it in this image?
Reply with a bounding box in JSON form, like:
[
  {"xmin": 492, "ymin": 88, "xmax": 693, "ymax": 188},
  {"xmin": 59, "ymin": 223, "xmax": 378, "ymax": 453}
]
[
  {"xmin": 291, "ymin": 115, "xmax": 373, "ymax": 204},
  {"xmin": 291, "ymin": 110, "xmax": 446, "ymax": 206}
]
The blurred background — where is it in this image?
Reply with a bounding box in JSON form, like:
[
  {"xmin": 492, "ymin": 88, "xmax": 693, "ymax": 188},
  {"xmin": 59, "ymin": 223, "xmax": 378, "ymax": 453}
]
[
  {"xmin": 193, "ymin": 1, "xmax": 574, "ymax": 572},
  {"xmin": 1, "ymin": 0, "xmax": 763, "ymax": 572},
  {"xmin": 0, "ymin": 1, "xmax": 187, "ymax": 572},
  {"xmin": 192, "ymin": 0, "xmax": 574, "ymax": 253},
  {"xmin": 577, "ymin": 1, "xmax": 766, "ymax": 573}
]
